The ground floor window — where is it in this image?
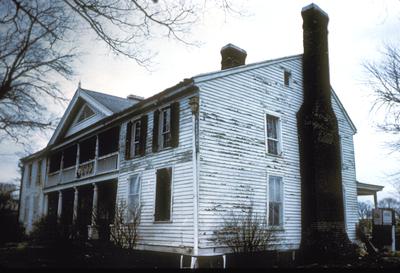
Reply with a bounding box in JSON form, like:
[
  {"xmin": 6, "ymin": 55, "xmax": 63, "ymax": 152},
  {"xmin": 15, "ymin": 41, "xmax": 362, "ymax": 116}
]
[
  {"xmin": 268, "ymin": 175, "xmax": 283, "ymax": 226},
  {"xmin": 154, "ymin": 167, "xmax": 172, "ymax": 222},
  {"xmin": 128, "ymin": 174, "xmax": 141, "ymax": 222}
]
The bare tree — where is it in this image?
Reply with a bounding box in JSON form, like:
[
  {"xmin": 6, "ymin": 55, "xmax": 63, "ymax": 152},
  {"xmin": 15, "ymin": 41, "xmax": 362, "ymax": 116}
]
[
  {"xmin": 378, "ymin": 197, "xmax": 400, "ymax": 217},
  {"xmin": 358, "ymin": 201, "xmax": 373, "ymax": 220},
  {"xmin": 363, "ymin": 44, "xmax": 400, "ymax": 150},
  {"xmin": 0, "ymin": 0, "xmax": 241, "ymax": 145}
]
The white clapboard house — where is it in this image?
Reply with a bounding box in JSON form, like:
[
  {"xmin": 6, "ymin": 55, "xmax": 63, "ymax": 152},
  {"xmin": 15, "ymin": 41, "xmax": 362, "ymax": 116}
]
[{"xmin": 18, "ymin": 3, "xmax": 372, "ymax": 268}]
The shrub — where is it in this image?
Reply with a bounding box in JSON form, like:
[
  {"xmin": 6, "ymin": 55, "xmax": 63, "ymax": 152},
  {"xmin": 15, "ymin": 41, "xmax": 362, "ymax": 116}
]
[
  {"xmin": 29, "ymin": 215, "xmax": 71, "ymax": 245},
  {"xmin": 109, "ymin": 200, "xmax": 140, "ymax": 250},
  {"xmin": 213, "ymin": 205, "xmax": 278, "ymax": 253}
]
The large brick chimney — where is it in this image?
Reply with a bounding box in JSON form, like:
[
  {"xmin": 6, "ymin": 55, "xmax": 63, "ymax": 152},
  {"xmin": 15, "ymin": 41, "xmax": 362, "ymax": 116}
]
[{"xmin": 296, "ymin": 3, "xmax": 354, "ymax": 262}]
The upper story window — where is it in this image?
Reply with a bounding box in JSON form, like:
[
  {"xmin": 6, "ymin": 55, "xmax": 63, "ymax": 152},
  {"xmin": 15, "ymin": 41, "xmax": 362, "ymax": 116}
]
[
  {"xmin": 152, "ymin": 102, "xmax": 180, "ymax": 152},
  {"xmin": 266, "ymin": 114, "xmax": 281, "ymax": 155},
  {"xmin": 76, "ymin": 105, "xmax": 95, "ymax": 123},
  {"xmin": 268, "ymin": 175, "xmax": 283, "ymax": 226},
  {"xmin": 127, "ymin": 174, "xmax": 141, "ymax": 222},
  {"xmin": 283, "ymin": 70, "xmax": 292, "ymax": 87},
  {"xmin": 126, "ymin": 116, "xmax": 147, "ymax": 159},
  {"xmin": 161, "ymin": 107, "xmax": 171, "ymax": 148}
]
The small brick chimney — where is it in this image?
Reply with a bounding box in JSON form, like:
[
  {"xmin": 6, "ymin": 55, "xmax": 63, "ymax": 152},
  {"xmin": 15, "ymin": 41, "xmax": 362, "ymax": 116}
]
[
  {"xmin": 220, "ymin": 43, "xmax": 247, "ymax": 70},
  {"xmin": 297, "ymin": 3, "xmax": 354, "ymax": 262}
]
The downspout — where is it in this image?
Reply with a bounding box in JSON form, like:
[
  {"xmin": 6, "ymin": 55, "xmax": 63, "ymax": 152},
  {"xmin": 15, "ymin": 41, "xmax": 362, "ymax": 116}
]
[{"xmin": 189, "ymin": 96, "xmax": 200, "ymax": 263}]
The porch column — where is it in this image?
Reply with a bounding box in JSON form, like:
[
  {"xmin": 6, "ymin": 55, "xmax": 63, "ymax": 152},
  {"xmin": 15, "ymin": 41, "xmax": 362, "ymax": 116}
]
[
  {"xmin": 43, "ymin": 193, "xmax": 48, "ymax": 216},
  {"xmin": 57, "ymin": 191, "xmax": 63, "ymax": 219},
  {"xmin": 91, "ymin": 183, "xmax": 98, "ymax": 224},
  {"xmin": 73, "ymin": 187, "xmax": 79, "ymax": 223},
  {"xmin": 88, "ymin": 183, "xmax": 98, "ymax": 240},
  {"xmin": 374, "ymin": 193, "xmax": 378, "ymax": 208}
]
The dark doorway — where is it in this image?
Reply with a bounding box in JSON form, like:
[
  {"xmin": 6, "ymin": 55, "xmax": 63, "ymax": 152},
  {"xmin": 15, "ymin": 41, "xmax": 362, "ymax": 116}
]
[
  {"xmin": 47, "ymin": 192, "xmax": 59, "ymax": 219},
  {"xmin": 96, "ymin": 180, "xmax": 117, "ymax": 241},
  {"xmin": 60, "ymin": 188, "xmax": 74, "ymax": 235},
  {"xmin": 77, "ymin": 185, "xmax": 93, "ymax": 240}
]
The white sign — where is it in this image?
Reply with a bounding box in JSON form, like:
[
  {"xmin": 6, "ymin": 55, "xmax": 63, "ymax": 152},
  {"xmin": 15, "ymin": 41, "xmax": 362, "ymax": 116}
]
[{"xmin": 383, "ymin": 210, "xmax": 393, "ymax": 225}]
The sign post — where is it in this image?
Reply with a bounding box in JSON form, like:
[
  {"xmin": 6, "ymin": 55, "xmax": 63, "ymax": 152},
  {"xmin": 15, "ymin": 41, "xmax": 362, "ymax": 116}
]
[{"xmin": 372, "ymin": 208, "xmax": 396, "ymax": 252}]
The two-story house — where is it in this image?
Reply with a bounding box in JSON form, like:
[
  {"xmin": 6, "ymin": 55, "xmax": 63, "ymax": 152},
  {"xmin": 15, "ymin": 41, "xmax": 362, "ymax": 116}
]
[{"xmin": 19, "ymin": 3, "xmax": 365, "ymax": 268}]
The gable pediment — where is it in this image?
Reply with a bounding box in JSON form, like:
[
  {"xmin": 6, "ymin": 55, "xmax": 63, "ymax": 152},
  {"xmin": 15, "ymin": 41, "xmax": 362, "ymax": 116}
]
[{"xmin": 48, "ymin": 88, "xmax": 115, "ymax": 146}]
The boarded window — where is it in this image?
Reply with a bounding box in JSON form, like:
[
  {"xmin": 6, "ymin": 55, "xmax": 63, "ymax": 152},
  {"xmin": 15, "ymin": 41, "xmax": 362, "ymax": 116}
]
[
  {"xmin": 79, "ymin": 136, "xmax": 96, "ymax": 163},
  {"xmin": 63, "ymin": 145, "xmax": 77, "ymax": 168},
  {"xmin": 98, "ymin": 126, "xmax": 120, "ymax": 157},
  {"xmin": 155, "ymin": 167, "xmax": 172, "ymax": 222},
  {"xmin": 266, "ymin": 114, "xmax": 280, "ymax": 155},
  {"xmin": 284, "ymin": 70, "xmax": 291, "ymax": 86},
  {"xmin": 268, "ymin": 176, "xmax": 283, "ymax": 226},
  {"xmin": 127, "ymin": 174, "xmax": 141, "ymax": 222},
  {"xmin": 77, "ymin": 105, "xmax": 95, "ymax": 123},
  {"xmin": 49, "ymin": 152, "xmax": 62, "ymax": 173}
]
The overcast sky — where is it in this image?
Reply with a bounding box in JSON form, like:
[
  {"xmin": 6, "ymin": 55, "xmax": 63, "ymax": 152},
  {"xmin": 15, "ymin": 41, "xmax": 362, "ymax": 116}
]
[{"xmin": 1, "ymin": 0, "xmax": 399, "ymax": 202}]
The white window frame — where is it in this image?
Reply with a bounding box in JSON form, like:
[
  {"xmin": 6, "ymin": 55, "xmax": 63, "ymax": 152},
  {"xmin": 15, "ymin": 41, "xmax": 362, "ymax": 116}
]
[
  {"xmin": 127, "ymin": 173, "xmax": 141, "ymax": 223},
  {"xmin": 159, "ymin": 107, "xmax": 171, "ymax": 149},
  {"xmin": 267, "ymin": 174, "xmax": 284, "ymax": 227},
  {"xmin": 153, "ymin": 166, "xmax": 174, "ymax": 223},
  {"xmin": 130, "ymin": 119, "xmax": 142, "ymax": 158},
  {"xmin": 264, "ymin": 111, "xmax": 283, "ymax": 156}
]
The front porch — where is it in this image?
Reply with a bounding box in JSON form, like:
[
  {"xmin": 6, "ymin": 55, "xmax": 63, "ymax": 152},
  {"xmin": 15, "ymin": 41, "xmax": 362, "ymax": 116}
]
[{"xmin": 44, "ymin": 179, "xmax": 118, "ymax": 241}]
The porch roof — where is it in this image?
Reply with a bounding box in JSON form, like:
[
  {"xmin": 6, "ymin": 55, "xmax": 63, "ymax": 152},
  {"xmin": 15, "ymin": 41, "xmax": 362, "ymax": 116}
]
[{"xmin": 357, "ymin": 181, "xmax": 384, "ymax": 196}]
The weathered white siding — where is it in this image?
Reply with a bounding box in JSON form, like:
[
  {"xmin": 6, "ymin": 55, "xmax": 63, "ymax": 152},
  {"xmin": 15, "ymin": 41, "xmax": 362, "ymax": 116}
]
[
  {"xmin": 116, "ymin": 95, "xmax": 195, "ymax": 254},
  {"xmin": 19, "ymin": 158, "xmax": 47, "ymax": 232},
  {"xmin": 195, "ymin": 56, "xmax": 358, "ymax": 254}
]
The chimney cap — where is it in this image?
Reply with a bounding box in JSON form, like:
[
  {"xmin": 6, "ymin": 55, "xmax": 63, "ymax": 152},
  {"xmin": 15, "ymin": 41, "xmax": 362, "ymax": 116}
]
[
  {"xmin": 301, "ymin": 3, "xmax": 329, "ymax": 19},
  {"xmin": 127, "ymin": 94, "xmax": 144, "ymax": 101},
  {"xmin": 220, "ymin": 43, "xmax": 247, "ymax": 55}
]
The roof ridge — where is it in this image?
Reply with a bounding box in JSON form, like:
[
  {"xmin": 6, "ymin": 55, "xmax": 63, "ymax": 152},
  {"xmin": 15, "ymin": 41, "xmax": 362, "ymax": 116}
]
[{"xmin": 80, "ymin": 87, "xmax": 129, "ymax": 101}]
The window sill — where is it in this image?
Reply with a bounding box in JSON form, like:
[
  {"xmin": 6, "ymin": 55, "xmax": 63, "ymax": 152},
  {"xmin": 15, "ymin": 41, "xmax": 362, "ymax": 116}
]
[
  {"xmin": 153, "ymin": 220, "xmax": 173, "ymax": 224},
  {"xmin": 267, "ymin": 226, "xmax": 285, "ymax": 232},
  {"xmin": 266, "ymin": 152, "xmax": 283, "ymax": 158}
]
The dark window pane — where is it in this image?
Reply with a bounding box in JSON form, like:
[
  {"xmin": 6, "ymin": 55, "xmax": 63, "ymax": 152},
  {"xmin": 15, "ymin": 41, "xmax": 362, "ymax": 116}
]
[
  {"xmin": 98, "ymin": 126, "xmax": 120, "ymax": 157},
  {"xmin": 267, "ymin": 115, "xmax": 278, "ymax": 139},
  {"xmin": 268, "ymin": 140, "xmax": 278, "ymax": 155},
  {"xmin": 79, "ymin": 136, "xmax": 96, "ymax": 163}
]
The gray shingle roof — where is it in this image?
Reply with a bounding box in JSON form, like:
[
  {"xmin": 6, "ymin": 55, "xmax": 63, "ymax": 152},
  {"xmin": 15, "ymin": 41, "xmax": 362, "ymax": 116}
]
[{"xmin": 81, "ymin": 88, "xmax": 139, "ymax": 113}]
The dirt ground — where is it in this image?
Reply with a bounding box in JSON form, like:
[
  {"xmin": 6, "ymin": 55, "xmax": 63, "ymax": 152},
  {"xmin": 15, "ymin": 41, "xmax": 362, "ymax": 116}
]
[{"xmin": 0, "ymin": 241, "xmax": 400, "ymax": 269}]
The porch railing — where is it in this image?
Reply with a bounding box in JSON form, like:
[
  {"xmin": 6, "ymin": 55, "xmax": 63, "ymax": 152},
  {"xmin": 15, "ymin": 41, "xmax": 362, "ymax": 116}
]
[{"xmin": 46, "ymin": 153, "xmax": 118, "ymax": 187}]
